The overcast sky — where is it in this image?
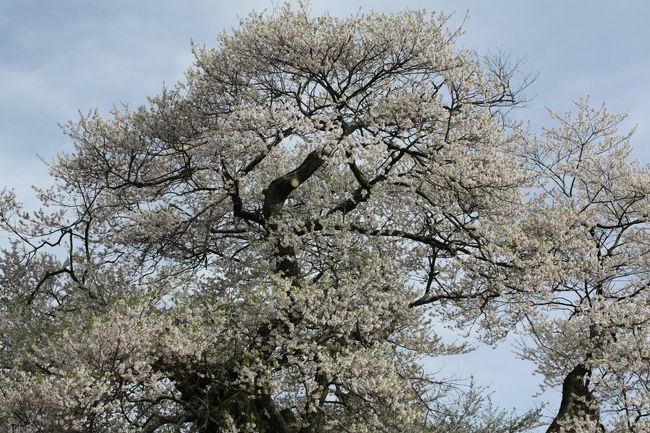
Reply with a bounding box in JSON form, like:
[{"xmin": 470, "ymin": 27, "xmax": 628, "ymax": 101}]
[{"xmin": 1, "ymin": 0, "xmax": 649, "ymax": 426}]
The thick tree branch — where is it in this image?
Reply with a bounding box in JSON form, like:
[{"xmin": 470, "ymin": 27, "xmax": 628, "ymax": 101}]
[{"xmin": 262, "ymin": 151, "xmax": 325, "ymax": 219}]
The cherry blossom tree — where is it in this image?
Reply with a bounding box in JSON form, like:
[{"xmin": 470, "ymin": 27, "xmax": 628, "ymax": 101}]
[
  {"xmin": 0, "ymin": 4, "xmax": 646, "ymax": 433},
  {"xmin": 0, "ymin": 6, "xmax": 537, "ymax": 432},
  {"xmin": 438, "ymin": 101, "xmax": 650, "ymax": 432},
  {"xmin": 522, "ymin": 101, "xmax": 650, "ymax": 432}
]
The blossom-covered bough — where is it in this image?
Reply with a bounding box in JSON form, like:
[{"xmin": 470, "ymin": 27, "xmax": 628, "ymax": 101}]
[{"xmin": 0, "ymin": 5, "xmax": 646, "ymax": 433}]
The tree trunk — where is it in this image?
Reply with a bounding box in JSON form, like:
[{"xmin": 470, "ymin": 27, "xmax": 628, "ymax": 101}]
[{"xmin": 546, "ymin": 363, "xmax": 603, "ymax": 433}]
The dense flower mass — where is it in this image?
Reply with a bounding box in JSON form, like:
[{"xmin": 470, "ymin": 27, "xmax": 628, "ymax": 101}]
[{"xmin": 0, "ymin": 4, "xmax": 647, "ymax": 433}]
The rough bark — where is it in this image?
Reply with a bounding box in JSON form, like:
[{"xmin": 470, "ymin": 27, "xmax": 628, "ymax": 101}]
[
  {"xmin": 546, "ymin": 363, "xmax": 603, "ymax": 433},
  {"xmin": 263, "ymin": 150, "xmax": 325, "ymax": 278},
  {"xmin": 262, "ymin": 151, "xmax": 325, "ymax": 220}
]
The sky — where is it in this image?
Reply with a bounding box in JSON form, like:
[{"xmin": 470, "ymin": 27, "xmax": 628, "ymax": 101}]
[{"xmin": 1, "ymin": 0, "xmax": 649, "ymax": 427}]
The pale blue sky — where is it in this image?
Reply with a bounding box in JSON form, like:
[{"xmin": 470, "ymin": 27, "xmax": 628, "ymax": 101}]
[{"xmin": 1, "ymin": 0, "xmax": 649, "ymax": 427}]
